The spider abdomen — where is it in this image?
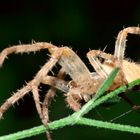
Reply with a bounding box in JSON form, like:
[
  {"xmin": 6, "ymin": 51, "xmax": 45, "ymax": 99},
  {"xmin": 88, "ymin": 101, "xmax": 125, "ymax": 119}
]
[{"xmin": 123, "ymin": 60, "xmax": 140, "ymax": 82}]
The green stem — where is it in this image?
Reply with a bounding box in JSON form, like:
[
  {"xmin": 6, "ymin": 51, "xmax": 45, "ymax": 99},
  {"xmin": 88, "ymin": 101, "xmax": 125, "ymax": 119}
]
[
  {"xmin": 78, "ymin": 117, "xmax": 140, "ymax": 134},
  {"xmin": 1, "ymin": 116, "xmax": 140, "ymax": 140}
]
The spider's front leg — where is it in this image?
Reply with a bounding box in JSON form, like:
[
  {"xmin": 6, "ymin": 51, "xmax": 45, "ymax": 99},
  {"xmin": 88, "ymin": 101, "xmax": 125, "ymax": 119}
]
[
  {"xmin": 0, "ymin": 42, "xmax": 57, "ymax": 66},
  {"xmin": 87, "ymin": 50, "xmax": 124, "ymax": 90},
  {"xmin": 87, "ymin": 50, "xmax": 111, "ymax": 79},
  {"xmin": 0, "ymin": 46, "xmax": 64, "ymax": 119}
]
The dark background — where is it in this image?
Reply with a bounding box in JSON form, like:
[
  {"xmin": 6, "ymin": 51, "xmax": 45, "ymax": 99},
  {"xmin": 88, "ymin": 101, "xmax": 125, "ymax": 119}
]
[{"xmin": 0, "ymin": 0, "xmax": 140, "ymax": 140}]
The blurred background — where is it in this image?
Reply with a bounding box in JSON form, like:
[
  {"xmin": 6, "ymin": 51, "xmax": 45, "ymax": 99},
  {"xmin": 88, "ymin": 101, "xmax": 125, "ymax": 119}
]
[{"xmin": 0, "ymin": 0, "xmax": 140, "ymax": 140}]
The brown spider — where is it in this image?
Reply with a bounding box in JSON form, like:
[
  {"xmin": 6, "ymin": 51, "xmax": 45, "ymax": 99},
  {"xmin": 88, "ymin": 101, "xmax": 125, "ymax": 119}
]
[{"xmin": 0, "ymin": 27, "xmax": 139, "ymax": 139}]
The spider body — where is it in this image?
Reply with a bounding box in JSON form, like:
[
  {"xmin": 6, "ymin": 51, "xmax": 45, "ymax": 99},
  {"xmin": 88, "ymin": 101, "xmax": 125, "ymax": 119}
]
[{"xmin": 0, "ymin": 27, "xmax": 140, "ymax": 140}]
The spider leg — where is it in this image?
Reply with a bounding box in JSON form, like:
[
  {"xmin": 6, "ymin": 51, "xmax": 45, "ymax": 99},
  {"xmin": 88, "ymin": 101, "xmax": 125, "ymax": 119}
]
[
  {"xmin": 0, "ymin": 47, "xmax": 63, "ymax": 119},
  {"xmin": 32, "ymin": 84, "xmax": 53, "ymax": 140},
  {"xmin": 43, "ymin": 89, "xmax": 55, "ymax": 140},
  {"xmin": 42, "ymin": 68, "xmax": 66, "ymax": 125},
  {"xmin": 66, "ymin": 92, "xmax": 81, "ymax": 111},
  {"xmin": 0, "ymin": 42, "xmax": 57, "ymax": 66},
  {"xmin": 30, "ymin": 82, "xmax": 52, "ymax": 140},
  {"xmin": 0, "ymin": 82, "xmax": 32, "ymax": 119},
  {"xmin": 0, "ymin": 75, "xmax": 68, "ymax": 120},
  {"xmin": 114, "ymin": 27, "xmax": 140, "ymax": 62},
  {"xmin": 41, "ymin": 75, "xmax": 68, "ymax": 93},
  {"xmin": 87, "ymin": 50, "xmax": 112, "ymax": 79},
  {"xmin": 41, "ymin": 68, "xmax": 66, "ymax": 140}
]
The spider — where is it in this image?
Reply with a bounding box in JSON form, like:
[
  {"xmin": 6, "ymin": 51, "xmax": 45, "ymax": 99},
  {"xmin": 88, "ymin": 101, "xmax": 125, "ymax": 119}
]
[{"xmin": 0, "ymin": 27, "xmax": 139, "ymax": 139}]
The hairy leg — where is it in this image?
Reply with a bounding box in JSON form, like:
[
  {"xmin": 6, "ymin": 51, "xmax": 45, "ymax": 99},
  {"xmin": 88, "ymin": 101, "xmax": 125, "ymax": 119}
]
[
  {"xmin": 0, "ymin": 82, "xmax": 32, "ymax": 119},
  {"xmin": 87, "ymin": 50, "xmax": 112, "ymax": 79},
  {"xmin": 41, "ymin": 75, "xmax": 68, "ymax": 93},
  {"xmin": 41, "ymin": 68, "xmax": 66, "ymax": 140},
  {"xmin": 0, "ymin": 42, "xmax": 57, "ymax": 66},
  {"xmin": 42, "ymin": 68, "xmax": 66, "ymax": 124},
  {"xmin": 114, "ymin": 27, "xmax": 140, "ymax": 62},
  {"xmin": 0, "ymin": 47, "xmax": 63, "ymax": 119}
]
